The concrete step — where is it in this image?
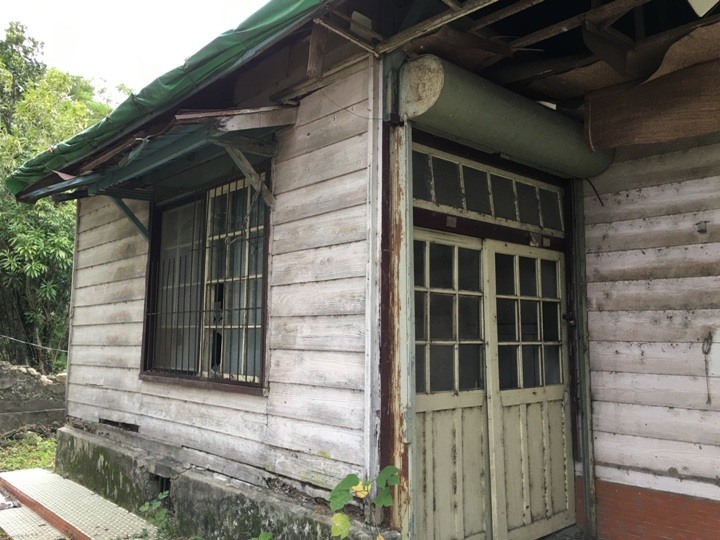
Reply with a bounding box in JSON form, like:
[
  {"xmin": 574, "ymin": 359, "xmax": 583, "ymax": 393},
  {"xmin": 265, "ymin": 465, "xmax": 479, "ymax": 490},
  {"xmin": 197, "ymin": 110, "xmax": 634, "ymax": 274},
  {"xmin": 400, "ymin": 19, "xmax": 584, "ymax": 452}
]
[{"xmin": 0, "ymin": 469, "xmax": 156, "ymax": 540}]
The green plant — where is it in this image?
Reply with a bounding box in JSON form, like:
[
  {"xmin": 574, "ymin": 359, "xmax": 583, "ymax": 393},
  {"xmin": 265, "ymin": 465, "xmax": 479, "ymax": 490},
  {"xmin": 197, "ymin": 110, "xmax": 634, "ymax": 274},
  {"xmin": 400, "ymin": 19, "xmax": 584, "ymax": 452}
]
[
  {"xmin": 139, "ymin": 490, "xmax": 170, "ymax": 527},
  {"xmin": 0, "ymin": 431, "xmax": 56, "ymax": 471},
  {"xmin": 249, "ymin": 532, "xmax": 272, "ymax": 540},
  {"xmin": 328, "ymin": 465, "xmax": 400, "ymax": 539}
]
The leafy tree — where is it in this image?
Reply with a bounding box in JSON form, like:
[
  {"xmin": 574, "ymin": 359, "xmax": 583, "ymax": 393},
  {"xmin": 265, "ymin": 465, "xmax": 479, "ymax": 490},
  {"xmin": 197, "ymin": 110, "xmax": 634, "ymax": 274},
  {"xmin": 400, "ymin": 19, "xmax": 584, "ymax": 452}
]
[{"xmin": 0, "ymin": 22, "xmax": 112, "ymax": 373}]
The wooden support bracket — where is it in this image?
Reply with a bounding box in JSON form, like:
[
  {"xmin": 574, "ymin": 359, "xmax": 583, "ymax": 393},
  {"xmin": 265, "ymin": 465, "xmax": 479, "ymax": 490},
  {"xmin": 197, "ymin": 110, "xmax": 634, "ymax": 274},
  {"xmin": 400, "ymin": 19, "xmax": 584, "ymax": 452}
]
[
  {"xmin": 215, "ymin": 143, "xmax": 276, "ymax": 209},
  {"xmin": 110, "ymin": 197, "xmax": 150, "ymax": 242}
]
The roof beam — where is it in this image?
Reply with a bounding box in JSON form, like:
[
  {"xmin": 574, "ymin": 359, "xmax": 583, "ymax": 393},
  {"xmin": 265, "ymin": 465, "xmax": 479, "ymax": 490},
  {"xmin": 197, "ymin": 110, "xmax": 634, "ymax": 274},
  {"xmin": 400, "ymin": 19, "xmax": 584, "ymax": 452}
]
[
  {"xmin": 467, "ymin": 0, "xmax": 546, "ymax": 33},
  {"xmin": 377, "ymin": 0, "xmax": 502, "ymax": 54},
  {"xmin": 313, "ymin": 17, "xmax": 379, "ymax": 57}
]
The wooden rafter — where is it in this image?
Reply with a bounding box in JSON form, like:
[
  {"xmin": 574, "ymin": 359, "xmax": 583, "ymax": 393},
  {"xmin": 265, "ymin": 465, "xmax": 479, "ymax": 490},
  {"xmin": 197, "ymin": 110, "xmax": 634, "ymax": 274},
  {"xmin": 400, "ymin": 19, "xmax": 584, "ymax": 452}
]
[
  {"xmin": 313, "ymin": 17, "xmax": 379, "ymax": 57},
  {"xmin": 467, "ymin": 0, "xmax": 546, "ymax": 33}
]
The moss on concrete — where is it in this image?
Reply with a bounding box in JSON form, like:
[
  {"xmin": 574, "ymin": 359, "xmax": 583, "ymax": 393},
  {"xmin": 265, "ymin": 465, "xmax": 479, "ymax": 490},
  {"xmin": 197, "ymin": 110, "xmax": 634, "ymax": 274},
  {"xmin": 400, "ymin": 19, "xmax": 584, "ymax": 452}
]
[{"xmin": 55, "ymin": 427, "xmax": 157, "ymax": 511}]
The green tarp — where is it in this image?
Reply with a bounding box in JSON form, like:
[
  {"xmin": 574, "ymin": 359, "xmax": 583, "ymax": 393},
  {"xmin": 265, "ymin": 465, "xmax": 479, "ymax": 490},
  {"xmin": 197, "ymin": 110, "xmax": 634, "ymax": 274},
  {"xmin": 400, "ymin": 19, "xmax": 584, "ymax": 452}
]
[{"xmin": 6, "ymin": 0, "xmax": 328, "ymax": 197}]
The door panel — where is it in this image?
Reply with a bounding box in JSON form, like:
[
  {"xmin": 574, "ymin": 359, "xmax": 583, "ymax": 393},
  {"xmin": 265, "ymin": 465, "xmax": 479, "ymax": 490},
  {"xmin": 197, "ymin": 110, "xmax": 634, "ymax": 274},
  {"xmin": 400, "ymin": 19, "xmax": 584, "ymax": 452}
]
[{"xmin": 414, "ymin": 230, "xmax": 574, "ymax": 540}]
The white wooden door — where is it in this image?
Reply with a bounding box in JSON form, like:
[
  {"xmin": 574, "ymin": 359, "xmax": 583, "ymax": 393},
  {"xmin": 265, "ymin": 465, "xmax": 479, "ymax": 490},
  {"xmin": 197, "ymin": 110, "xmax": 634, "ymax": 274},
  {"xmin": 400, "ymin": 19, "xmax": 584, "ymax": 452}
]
[{"xmin": 413, "ymin": 231, "xmax": 574, "ymax": 540}]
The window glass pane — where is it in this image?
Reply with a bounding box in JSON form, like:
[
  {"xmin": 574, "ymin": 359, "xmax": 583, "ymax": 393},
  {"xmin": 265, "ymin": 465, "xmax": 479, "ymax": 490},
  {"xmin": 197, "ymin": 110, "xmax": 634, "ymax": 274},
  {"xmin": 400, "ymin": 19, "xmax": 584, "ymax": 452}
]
[
  {"xmin": 433, "ymin": 157, "xmax": 463, "ymax": 208},
  {"xmin": 458, "ymin": 296, "xmax": 481, "ymax": 340},
  {"xmin": 209, "ymin": 193, "xmax": 227, "ymax": 236},
  {"xmin": 499, "ymin": 346, "xmax": 518, "ymax": 390},
  {"xmin": 249, "ymin": 189, "xmax": 265, "ymax": 227},
  {"xmin": 248, "ymin": 235, "xmax": 264, "ymax": 276},
  {"xmin": 247, "ymin": 328, "xmax": 262, "ymax": 377},
  {"xmin": 464, "ymin": 167, "xmax": 492, "ymax": 215},
  {"xmin": 430, "ymin": 294, "xmax": 454, "ymax": 340},
  {"xmin": 458, "ymin": 248, "xmax": 481, "ymax": 291},
  {"xmin": 522, "ymin": 345, "xmax": 541, "ymax": 388},
  {"xmin": 230, "ymin": 187, "xmax": 248, "ymax": 231},
  {"xmin": 412, "ymin": 151, "xmax": 432, "ymax": 201},
  {"xmin": 229, "ymin": 240, "xmax": 246, "ymax": 277},
  {"xmin": 495, "ymin": 253, "xmax": 515, "ymax": 295},
  {"xmin": 544, "ymin": 345, "xmax": 562, "ymax": 385},
  {"xmin": 542, "ymin": 302, "xmax": 560, "ymax": 341},
  {"xmin": 496, "ymin": 299, "xmax": 517, "ymax": 341},
  {"xmin": 519, "ymin": 257, "xmax": 537, "ymax": 296},
  {"xmin": 430, "ymin": 243, "xmax": 454, "ymax": 289},
  {"xmin": 491, "ymin": 174, "xmax": 516, "ymax": 220},
  {"xmin": 459, "ymin": 344, "xmax": 483, "ymax": 390},
  {"xmin": 541, "ymin": 260, "xmax": 558, "ymax": 298},
  {"xmin": 416, "ymin": 344, "xmax": 427, "ymax": 393},
  {"xmin": 430, "ymin": 345, "xmax": 455, "ymax": 392},
  {"xmin": 414, "ymin": 241, "xmax": 426, "ymax": 286},
  {"xmin": 521, "ymin": 300, "xmax": 539, "ymax": 341},
  {"xmin": 539, "ymin": 188, "xmax": 563, "ymax": 231},
  {"xmin": 209, "ymin": 239, "xmax": 226, "ymax": 280},
  {"xmin": 516, "ymin": 182, "xmax": 540, "ymax": 226},
  {"xmin": 248, "ymin": 278, "xmax": 263, "ymax": 325},
  {"xmin": 415, "ymin": 291, "xmax": 426, "ymax": 340}
]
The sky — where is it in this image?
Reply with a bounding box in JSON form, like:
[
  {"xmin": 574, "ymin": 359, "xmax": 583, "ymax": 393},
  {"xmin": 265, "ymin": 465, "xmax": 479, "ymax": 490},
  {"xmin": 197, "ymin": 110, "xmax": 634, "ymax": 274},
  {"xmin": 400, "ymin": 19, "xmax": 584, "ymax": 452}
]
[{"xmin": 0, "ymin": 0, "xmax": 271, "ymax": 97}]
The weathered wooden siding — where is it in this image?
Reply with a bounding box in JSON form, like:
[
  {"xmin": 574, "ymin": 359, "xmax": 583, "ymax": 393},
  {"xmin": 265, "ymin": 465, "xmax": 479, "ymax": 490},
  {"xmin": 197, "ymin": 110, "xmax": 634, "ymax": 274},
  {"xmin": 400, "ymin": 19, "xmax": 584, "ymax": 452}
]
[
  {"xmin": 586, "ymin": 141, "xmax": 720, "ymax": 501},
  {"xmin": 66, "ymin": 60, "xmax": 377, "ymax": 491}
]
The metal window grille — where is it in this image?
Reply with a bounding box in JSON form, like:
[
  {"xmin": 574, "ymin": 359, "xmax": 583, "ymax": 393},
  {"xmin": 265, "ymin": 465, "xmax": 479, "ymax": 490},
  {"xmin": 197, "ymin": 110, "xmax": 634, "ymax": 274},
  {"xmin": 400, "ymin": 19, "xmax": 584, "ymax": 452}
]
[{"xmin": 145, "ymin": 178, "xmax": 266, "ymax": 386}]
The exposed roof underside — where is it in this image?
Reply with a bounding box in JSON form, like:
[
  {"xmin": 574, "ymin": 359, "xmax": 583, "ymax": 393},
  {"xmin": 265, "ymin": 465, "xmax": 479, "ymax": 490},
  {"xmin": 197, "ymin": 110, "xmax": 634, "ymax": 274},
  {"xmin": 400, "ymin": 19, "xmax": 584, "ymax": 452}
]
[{"xmin": 7, "ymin": 0, "xmax": 720, "ymax": 201}]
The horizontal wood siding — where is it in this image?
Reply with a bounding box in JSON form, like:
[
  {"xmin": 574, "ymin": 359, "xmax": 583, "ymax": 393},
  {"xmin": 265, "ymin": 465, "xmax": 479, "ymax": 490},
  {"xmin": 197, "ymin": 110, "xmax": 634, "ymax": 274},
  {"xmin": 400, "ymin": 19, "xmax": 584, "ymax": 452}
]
[
  {"xmin": 67, "ymin": 63, "xmax": 374, "ymax": 492},
  {"xmin": 586, "ymin": 142, "xmax": 720, "ymax": 500}
]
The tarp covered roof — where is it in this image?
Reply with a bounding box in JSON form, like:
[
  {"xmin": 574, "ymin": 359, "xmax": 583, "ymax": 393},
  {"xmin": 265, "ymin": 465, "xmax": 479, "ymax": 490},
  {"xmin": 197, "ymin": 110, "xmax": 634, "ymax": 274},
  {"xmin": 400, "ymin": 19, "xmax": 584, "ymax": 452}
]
[{"xmin": 6, "ymin": 0, "xmax": 329, "ymax": 198}]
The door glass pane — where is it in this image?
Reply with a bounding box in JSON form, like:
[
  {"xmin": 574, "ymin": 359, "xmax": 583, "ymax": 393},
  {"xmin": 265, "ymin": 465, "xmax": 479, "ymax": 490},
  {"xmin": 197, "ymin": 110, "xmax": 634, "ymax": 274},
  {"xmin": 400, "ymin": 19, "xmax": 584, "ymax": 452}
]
[
  {"xmin": 433, "ymin": 157, "xmax": 463, "ymax": 208},
  {"xmin": 521, "ymin": 300, "xmax": 539, "ymax": 341},
  {"xmin": 541, "ymin": 260, "xmax": 558, "ymax": 298},
  {"xmin": 458, "ymin": 248, "xmax": 481, "ymax": 291},
  {"xmin": 522, "ymin": 345, "xmax": 541, "ymax": 388},
  {"xmin": 517, "ymin": 182, "xmax": 540, "ymax": 226},
  {"xmin": 542, "ymin": 302, "xmax": 559, "ymax": 341},
  {"xmin": 464, "ymin": 166, "xmax": 491, "ymax": 215},
  {"xmin": 519, "ymin": 257, "xmax": 537, "ymax": 296},
  {"xmin": 458, "ymin": 296, "xmax": 481, "ymax": 340},
  {"xmin": 430, "ymin": 243, "xmax": 453, "ymax": 289},
  {"xmin": 416, "ymin": 344, "xmax": 427, "ymax": 393},
  {"xmin": 495, "ymin": 253, "xmax": 515, "ymax": 295},
  {"xmin": 430, "ymin": 345, "xmax": 455, "ymax": 392},
  {"xmin": 497, "ymin": 299, "xmax": 517, "ymax": 341},
  {"xmin": 430, "ymin": 294, "xmax": 454, "ymax": 339},
  {"xmin": 459, "ymin": 344, "xmax": 483, "ymax": 390},
  {"xmin": 415, "ymin": 292, "xmax": 426, "ymax": 340},
  {"xmin": 540, "ymin": 188, "xmax": 563, "ymax": 231},
  {"xmin": 491, "ymin": 174, "xmax": 517, "ymax": 221},
  {"xmin": 412, "ymin": 151, "xmax": 432, "ymax": 202},
  {"xmin": 414, "ymin": 241, "xmax": 426, "ymax": 286},
  {"xmin": 499, "ymin": 346, "xmax": 518, "ymax": 390},
  {"xmin": 544, "ymin": 345, "xmax": 562, "ymax": 385}
]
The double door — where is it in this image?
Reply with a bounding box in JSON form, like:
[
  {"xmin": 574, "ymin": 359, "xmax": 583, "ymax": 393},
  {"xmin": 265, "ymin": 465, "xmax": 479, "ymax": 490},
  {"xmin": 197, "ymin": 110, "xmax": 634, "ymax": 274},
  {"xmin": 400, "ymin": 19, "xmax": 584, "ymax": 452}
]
[{"xmin": 413, "ymin": 228, "xmax": 574, "ymax": 540}]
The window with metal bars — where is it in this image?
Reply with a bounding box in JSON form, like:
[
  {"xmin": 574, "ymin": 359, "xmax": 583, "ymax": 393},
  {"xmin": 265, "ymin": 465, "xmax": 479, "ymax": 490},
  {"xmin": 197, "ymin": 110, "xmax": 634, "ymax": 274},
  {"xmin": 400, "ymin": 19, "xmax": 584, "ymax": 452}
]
[{"xmin": 144, "ymin": 177, "xmax": 266, "ymax": 387}]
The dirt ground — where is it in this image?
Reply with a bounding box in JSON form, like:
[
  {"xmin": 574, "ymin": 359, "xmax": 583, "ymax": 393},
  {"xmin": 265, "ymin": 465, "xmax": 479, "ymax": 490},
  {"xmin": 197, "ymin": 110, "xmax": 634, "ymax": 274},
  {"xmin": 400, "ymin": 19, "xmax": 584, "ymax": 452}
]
[{"xmin": 0, "ymin": 363, "xmax": 65, "ymax": 434}]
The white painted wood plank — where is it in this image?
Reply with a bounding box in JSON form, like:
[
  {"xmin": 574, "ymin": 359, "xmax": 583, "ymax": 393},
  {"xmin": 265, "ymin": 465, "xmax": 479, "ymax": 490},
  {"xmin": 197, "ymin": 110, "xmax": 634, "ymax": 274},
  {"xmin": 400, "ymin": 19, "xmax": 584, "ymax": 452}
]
[
  {"xmin": 593, "ymin": 401, "xmax": 720, "ymax": 446},
  {"xmin": 547, "ymin": 400, "xmax": 568, "ymax": 515},
  {"xmin": 584, "ymin": 176, "xmax": 720, "ymax": 224},
  {"xmin": 526, "ymin": 403, "xmax": 546, "ymax": 522},
  {"xmin": 296, "ymin": 66, "xmax": 369, "ymax": 126},
  {"xmin": 585, "ymin": 209, "xmax": 720, "ymax": 253},
  {"xmin": 73, "ymin": 300, "xmax": 145, "ymax": 326},
  {"xmin": 271, "ymin": 241, "xmax": 367, "ymax": 286},
  {"xmin": 273, "ymin": 133, "xmax": 368, "ymax": 194},
  {"xmin": 591, "ymin": 371, "xmax": 720, "ymax": 411},
  {"xmin": 589, "ymin": 341, "xmax": 705, "ymax": 376},
  {"xmin": 76, "ymin": 233, "xmax": 148, "ymax": 269},
  {"xmin": 267, "ymin": 382, "xmax": 364, "ymax": 430},
  {"xmin": 78, "ymin": 195, "xmax": 114, "ymax": 218},
  {"xmin": 276, "ymin": 100, "xmax": 369, "ymax": 162},
  {"xmin": 266, "ymin": 416, "xmax": 364, "ymax": 466},
  {"xmin": 586, "ymin": 244, "xmax": 720, "ymax": 282},
  {"xmin": 461, "ymin": 406, "xmax": 488, "ymax": 537},
  {"xmin": 273, "ymin": 204, "xmax": 367, "ymax": 255},
  {"xmin": 268, "ymin": 350, "xmax": 364, "ymax": 390},
  {"xmin": 70, "ymin": 365, "xmax": 140, "ymax": 392},
  {"xmin": 71, "ymin": 323, "xmax": 143, "ymax": 347},
  {"xmin": 78, "ymin": 209, "xmax": 149, "ymax": 251},
  {"xmin": 74, "ymin": 254, "xmax": 146, "ymax": 288},
  {"xmin": 272, "ymin": 170, "xmax": 367, "ymax": 226},
  {"xmin": 594, "ymin": 431, "xmax": 720, "ymax": 480},
  {"xmin": 271, "ymin": 278, "xmax": 365, "ymax": 317},
  {"xmin": 588, "ymin": 309, "xmax": 720, "ymax": 343},
  {"xmin": 70, "ymin": 345, "xmax": 142, "ymax": 369},
  {"xmin": 589, "ymin": 139, "xmax": 720, "ymax": 193},
  {"xmin": 139, "ymin": 378, "xmax": 268, "ymax": 414},
  {"xmin": 503, "ymin": 405, "xmax": 525, "ymax": 530},
  {"xmin": 74, "ymin": 278, "xmax": 146, "ymax": 307},
  {"xmin": 432, "ymin": 409, "xmax": 459, "ymax": 540},
  {"xmin": 595, "ymin": 464, "xmax": 720, "ymax": 502},
  {"xmin": 269, "ymin": 315, "xmax": 366, "ymax": 353},
  {"xmin": 587, "ymin": 277, "xmax": 720, "ymax": 312}
]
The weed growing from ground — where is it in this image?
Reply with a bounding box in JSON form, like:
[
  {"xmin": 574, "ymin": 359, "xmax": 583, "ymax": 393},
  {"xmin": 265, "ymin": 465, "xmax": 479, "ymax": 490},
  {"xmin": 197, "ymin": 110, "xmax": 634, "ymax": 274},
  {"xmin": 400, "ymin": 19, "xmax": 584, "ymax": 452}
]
[{"xmin": 0, "ymin": 431, "xmax": 56, "ymax": 471}]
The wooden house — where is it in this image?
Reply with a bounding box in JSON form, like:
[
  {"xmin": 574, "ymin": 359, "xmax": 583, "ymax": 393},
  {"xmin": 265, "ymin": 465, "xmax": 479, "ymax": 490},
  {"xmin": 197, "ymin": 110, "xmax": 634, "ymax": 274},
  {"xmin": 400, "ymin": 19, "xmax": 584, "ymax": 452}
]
[{"xmin": 6, "ymin": 0, "xmax": 720, "ymax": 538}]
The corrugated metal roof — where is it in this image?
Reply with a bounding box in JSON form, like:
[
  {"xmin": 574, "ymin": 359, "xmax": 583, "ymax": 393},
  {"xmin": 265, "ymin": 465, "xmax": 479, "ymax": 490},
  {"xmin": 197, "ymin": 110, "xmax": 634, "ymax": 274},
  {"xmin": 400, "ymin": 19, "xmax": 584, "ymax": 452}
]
[{"xmin": 6, "ymin": 0, "xmax": 330, "ymax": 199}]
